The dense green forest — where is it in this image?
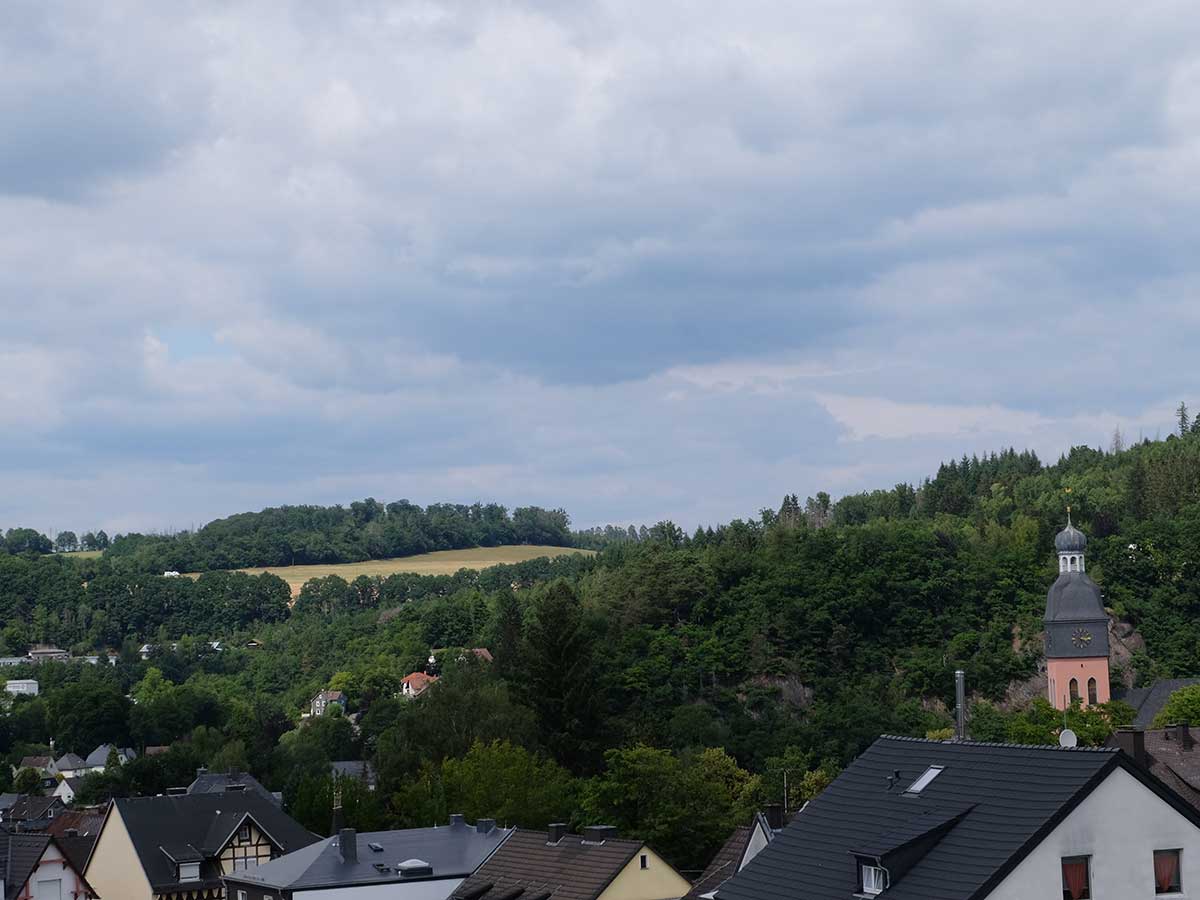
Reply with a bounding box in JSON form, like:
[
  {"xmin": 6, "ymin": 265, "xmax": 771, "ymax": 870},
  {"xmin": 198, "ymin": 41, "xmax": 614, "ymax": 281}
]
[
  {"xmin": 96, "ymin": 500, "xmax": 574, "ymax": 572},
  {"xmin": 6, "ymin": 422, "xmax": 1200, "ymax": 871}
]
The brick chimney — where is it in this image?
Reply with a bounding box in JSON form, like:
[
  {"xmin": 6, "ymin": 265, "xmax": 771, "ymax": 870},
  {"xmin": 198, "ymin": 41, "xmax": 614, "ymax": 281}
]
[
  {"xmin": 547, "ymin": 823, "xmax": 567, "ymax": 844},
  {"xmin": 338, "ymin": 828, "xmax": 357, "ymax": 863},
  {"xmin": 1113, "ymin": 728, "xmax": 1147, "ymax": 766}
]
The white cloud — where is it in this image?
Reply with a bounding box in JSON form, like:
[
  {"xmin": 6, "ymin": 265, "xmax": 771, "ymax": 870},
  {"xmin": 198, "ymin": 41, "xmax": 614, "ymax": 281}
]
[{"xmin": 2, "ymin": 1, "xmax": 1200, "ymax": 531}]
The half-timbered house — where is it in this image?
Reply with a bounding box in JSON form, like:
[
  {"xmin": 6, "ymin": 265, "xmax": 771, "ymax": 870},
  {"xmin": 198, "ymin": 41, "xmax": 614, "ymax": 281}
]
[{"xmin": 83, "ymin": 792, "xmax": 319, "ymax": 900}]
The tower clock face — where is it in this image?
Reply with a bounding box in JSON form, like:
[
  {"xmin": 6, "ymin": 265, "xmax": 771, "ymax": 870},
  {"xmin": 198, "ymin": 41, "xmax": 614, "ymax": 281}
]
[{"xmin": 1071, "ymin": 627, "xmax": 1093, "ymax": 648}]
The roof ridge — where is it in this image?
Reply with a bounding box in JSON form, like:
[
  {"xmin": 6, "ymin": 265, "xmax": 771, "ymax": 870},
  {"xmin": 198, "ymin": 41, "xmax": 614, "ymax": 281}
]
[{"xmin": 877, "ymin": 734, "xmax": 1118, "ymax": 753}]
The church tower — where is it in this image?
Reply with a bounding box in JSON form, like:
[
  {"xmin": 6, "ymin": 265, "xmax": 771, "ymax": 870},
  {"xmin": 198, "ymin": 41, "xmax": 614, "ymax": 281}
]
[{"xmin": 1044, "ymin": 515, "xmax": 1111, "ymax": 709}]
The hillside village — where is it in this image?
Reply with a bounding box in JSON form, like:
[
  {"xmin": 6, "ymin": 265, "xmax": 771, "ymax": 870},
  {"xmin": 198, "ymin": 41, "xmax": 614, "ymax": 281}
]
[{"xmin": 5, "ymin": 518, "xmax": 1200, "ymax": 899}]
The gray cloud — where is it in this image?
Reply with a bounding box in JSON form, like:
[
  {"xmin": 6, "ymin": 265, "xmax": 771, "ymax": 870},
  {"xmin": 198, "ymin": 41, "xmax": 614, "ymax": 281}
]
[{"xmin": 2, "ymin": 0, "xmax": 1199, "ymax": 533}]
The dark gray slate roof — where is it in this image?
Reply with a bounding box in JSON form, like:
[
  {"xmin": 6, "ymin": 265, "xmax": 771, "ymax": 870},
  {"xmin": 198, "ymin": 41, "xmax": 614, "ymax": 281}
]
[
  {"xmin": 330, "ymin": 760, "xmax": 377, "ymax": 786},
  {"xmin": 188, "ymin": 770, "xmax": 281, "ymax": 806},
  {"xmin": 1044, "ymin": 572, "xmax": 1106, "ymax": 622},
  {"xmin": 1055, "ymin": 523, "xmax": 1087, "ymax": 553},
  {"xmin": 1120, "ymin": 679, "xmax": 1200, "ymax": 728},
  {"xmin": 224, "ymin": 820, "xmax": 511, "ymax": 891},
  {"xmin": 110, "ymin": 792, "xmax": 319, "ymax": 893},
  {"xmin": 0, "ymin": 831, "xmax": 51, "ymax": 900},
  {"xmin": 715, "ymin": 735, "xmax": 1200, "ymax": 900},
  {"xmin": 84, "ymin": 744, "xmax": 136, "ymax": 767}
]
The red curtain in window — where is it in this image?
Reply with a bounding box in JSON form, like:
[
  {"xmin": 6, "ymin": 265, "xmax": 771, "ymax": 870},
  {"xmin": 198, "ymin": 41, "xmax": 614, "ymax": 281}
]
[
  {"xmin": 1063, "ymin": 860, "xmax": 1089, "ymax": 899},
  {"xmin": 1155, "ymin": 852, "xmax": 1179, "ymax": 892}
]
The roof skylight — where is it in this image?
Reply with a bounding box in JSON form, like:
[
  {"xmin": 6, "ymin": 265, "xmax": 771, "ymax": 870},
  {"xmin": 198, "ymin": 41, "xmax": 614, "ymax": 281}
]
[{"xmin": 905, "ymin": 765, "xmax": 944, "ymax": 794}]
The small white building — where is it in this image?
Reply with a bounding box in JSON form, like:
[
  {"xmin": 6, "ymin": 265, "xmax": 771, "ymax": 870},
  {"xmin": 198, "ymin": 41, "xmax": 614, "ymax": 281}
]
[{"xmin": 5, "ymin": 679, "xmax": 39, "ymax": 697}]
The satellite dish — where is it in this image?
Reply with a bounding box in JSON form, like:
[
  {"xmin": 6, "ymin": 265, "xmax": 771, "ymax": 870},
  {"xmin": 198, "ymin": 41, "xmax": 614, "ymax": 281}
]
[{"xmin": 1059, "ymin": 728, "xmax": 1078, "ymax": 748}]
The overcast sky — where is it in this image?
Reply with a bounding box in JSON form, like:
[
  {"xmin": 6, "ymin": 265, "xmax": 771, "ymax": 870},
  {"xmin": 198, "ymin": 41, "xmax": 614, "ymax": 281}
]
[{"xmin": 3, "ymin": 1, "xmax": 1199, "ymax": 535}]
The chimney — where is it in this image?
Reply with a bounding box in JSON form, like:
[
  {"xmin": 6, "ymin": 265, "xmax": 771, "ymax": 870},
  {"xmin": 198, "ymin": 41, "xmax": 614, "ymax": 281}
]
[
  {"xmin": 763, "ymin": 804, "xmax": 784, "ymax": 831},
  {"xmin": 1113, "ymin": 728, "xmax": 1147, "ymax": 767},
  {"xmin": 476, "ymin": 818, "xmax": 496, "ymax": 834},
  {"xmin": 1178, "ymin": 723, "xmax": 1193, "ymax": 748},
  {"xmin": 331, "ymin": 785, "xmax": 344, "ymax": 836},
  {"xmin": 547, "ymin": 823, "xmax": 567, "ymax": 844},
  {"xmin": 196, "ymin": 767, "xmax": 207, "ymax": 778},
  {"xmin": 448, "ymin": 813, "xmax": 465, "ymax": 828},
  {"xmin": 582, "ymin": 825, "xmax": 618, "ymax": 844},
  {"xmin": 64, "ymin": 828, "xmax": 78, "ymax": 838},
  {"xmin": 338, "ymin": 828, "xmax": 357, "ymax": 863},
  {"xmin": 954, "ymin": 670, "xmax": 967, "ymax": 741}
]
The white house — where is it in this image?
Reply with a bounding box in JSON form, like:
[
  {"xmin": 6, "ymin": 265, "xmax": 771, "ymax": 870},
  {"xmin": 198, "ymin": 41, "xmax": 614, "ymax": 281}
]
[
  {"xmin": 5, "ymin": 679, "xmax": 39, "ymax": 696},
  {"xmin": 717, "ymin": 735, "xmax": 1200, "ymax": 900},
  {"xmin": 53, "ymin": 776, "xmax": 85, "ymax": 805}
]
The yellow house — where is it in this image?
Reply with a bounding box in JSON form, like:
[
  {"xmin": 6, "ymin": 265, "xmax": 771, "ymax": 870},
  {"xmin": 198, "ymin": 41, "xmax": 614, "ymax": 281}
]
[
  {"xmin": 452, "ymin": 825, "xmax": 692, "ymax": 900},
  {"xmin": 84, "ymin": 792, "xmax": 320, "ymax": 900}
]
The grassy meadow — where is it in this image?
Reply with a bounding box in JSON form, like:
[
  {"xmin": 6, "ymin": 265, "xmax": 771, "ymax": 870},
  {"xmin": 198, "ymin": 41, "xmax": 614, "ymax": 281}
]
[{"xmin": 205, "ymin": 545, "xmax": 595, "ymax": 591}]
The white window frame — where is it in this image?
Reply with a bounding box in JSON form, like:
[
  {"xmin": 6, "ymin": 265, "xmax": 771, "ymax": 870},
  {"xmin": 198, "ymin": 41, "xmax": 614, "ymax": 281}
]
[{"xmin": 862, "ymin": 864, "xmax": 888, "ymax": 895}]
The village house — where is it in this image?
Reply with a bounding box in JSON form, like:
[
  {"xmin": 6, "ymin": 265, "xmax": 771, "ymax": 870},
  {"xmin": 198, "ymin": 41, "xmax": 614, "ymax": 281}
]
[
  {"xmin": 27, "ymin": 646, "xmax": 70, "ymax": 664},
  {"xmin": 400, "ymin": 672, "xmax": 437, "ymax": 699},
  {"xmin": 188, "ymin": 768, "xmax": 282, "ymax": 806},
  {"xmin": 224, "ymin": 816, "xmax": 512, "ymax": 900},
  {"xmin": 310, "ymin": 690, "xmax": 346, "ymax": 718},
  {"xmin": 5, "ymin": 679, "xmax": 38, "ymax": 697},
  {"xmin": 685, "ymin": 812, "xmax": 776, "ymax": 899},
  {"xmin": 1, "ymin": 795, "xmax": 66, "ymax": 830},
  {"xmin": 53, "ymin": 775, "xmax": 86, "ymax": 806},
  {"xmin": 53, "ymin": 752, "xmax": 88, "ymax": 779},
  {"xmin": 13, "ymin": 755, "xmax": 55, "ymax": 778},
  {"xmin": 84, "ymin": 743, "xmax": 136, "ymax": 773},
  {"xmin": 83, "ymin": 792, "xmax": 319, "ymax": 900},
  {"xmin": 330, "ymin": 760, "xmax": 377, "ymax": 792},
  {"xmin": 0, "ymin": 830, "xmax": 97, "ymax": 900},
  {"xmin": 451, "ymin": 825, "xmax": 691, "ymax": 900},
  {"xmin": 716, "ymin": 734, "xmax": 1200, "ymax": 900}
]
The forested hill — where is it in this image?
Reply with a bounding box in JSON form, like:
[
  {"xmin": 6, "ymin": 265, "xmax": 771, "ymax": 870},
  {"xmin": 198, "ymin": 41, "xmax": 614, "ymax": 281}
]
[
  {"xmin": 7, "ymin": 427, "xmax": 1200, "ymax": 870},
  {"xmin": 101, "ymin": 500, "xmax": 574, "ymax": 572}
]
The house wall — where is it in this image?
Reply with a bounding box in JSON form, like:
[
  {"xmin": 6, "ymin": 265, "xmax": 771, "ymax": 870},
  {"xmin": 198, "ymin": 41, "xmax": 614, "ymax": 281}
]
[
  {"xmin": 220, "ymin": 820, "xmax": 277, "ymax": 875},
  {"xmin": 741, "ymin": 824, "xmax": 770, "ymax": 870},
  {"xmin": 989, "ymin": 766, "xmax": 1200, "ymax": 900},
  {"xmin": 84, "ymin": 805, "xmax": 155, "ymax": 900},
  {"xmin": 301, "ymin": 876, "xmax": 464, "ymax": 899},
  {"xmin": 598, "ymin": 846, "xmax": 692, "ymax": 900}
]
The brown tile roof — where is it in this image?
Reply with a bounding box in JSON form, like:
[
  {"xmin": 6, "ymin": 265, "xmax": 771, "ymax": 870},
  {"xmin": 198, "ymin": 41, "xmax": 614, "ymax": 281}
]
[
  {"xmin": 1111, "ymin": 726, "xmax": 1200, "ymax": 812},
  {"xmin": 685, "ymin": 826, "xmax": 751, "ymax": 899},
  {"xmin": 452, "ymin": 829, "xmax": 644, "ymax": 900}
]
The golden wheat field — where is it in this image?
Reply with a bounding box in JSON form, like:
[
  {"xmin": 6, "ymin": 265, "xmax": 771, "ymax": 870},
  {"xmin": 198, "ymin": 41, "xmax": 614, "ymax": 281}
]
[{"xmin": 204, "ymin": 545, "xmax": 594, "ymax": 591}]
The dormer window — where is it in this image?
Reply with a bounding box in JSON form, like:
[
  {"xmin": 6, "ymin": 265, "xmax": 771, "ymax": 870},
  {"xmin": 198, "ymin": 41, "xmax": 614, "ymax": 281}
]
[
  {"xmin": 179, "ymin": 862, "xmax": 201, "ymax": 882},
  {"xmin": 861, "ymin": 864, "xmax": 887, "ymax": 895},
  {"xmin": 904, "ymin": 766, "xmax": 944, "ymax": 795}
]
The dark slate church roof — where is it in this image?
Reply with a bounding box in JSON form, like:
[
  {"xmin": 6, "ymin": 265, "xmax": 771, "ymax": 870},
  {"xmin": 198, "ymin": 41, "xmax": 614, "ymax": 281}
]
[
  {"xmin": 715, "ymin": 736, "xmax": 1200, "ymax": 900},
  {"xmin": 1044, "ymin": 572, "xmax": 1106, "ymax": 622},
  {"xmin": 1121, "ymin": 679, "xmax": 1200, "ymax": 728},
  {"xmin": 1054, "ymin": 523, "xmax": 1087, "ymax": 553}
]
